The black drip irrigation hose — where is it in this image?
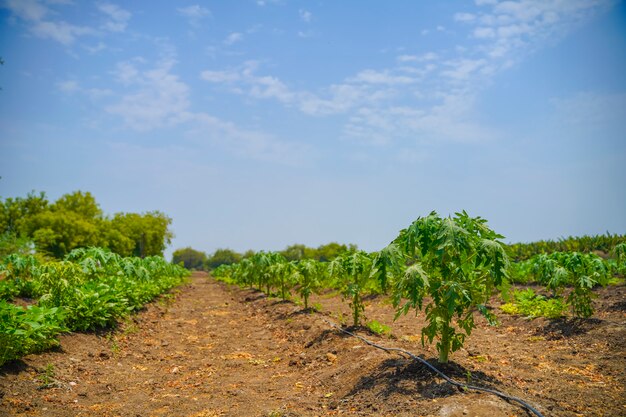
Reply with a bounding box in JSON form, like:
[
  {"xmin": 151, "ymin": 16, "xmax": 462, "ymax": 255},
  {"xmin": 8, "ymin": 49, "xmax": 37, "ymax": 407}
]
[{"xmin": 321, "ymin": 318, "xmax": 545, "ymax": 417}]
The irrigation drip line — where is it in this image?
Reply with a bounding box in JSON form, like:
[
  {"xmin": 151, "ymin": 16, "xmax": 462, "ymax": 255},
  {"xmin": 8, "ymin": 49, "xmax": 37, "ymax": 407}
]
[{"xmin": 321, "ymin": 318, "xmax": 545, "ymax": 417}]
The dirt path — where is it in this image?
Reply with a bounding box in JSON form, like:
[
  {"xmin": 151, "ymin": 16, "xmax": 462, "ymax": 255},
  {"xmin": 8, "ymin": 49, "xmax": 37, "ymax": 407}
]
[{"xmin": 1, "ymin": 272, "xmax": 625, "ymax": 416}]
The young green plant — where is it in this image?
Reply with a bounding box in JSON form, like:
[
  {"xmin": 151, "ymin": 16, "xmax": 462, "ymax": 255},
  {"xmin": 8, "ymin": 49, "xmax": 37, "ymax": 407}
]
[{"xmin": 391, "ymin": 211, "xmax": 508, "ymax": 364}]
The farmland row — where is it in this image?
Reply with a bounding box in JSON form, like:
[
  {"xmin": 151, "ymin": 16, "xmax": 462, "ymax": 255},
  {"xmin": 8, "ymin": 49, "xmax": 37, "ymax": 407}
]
[{"xmin": 0, "ymin": 247, "xmax": 187, "ymax": 366}]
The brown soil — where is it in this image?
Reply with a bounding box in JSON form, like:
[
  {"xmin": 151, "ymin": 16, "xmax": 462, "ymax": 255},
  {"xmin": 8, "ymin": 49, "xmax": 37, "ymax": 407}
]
[{"xmin": 1, "ymin": 272, "xmax": 625, "ymax": 417}]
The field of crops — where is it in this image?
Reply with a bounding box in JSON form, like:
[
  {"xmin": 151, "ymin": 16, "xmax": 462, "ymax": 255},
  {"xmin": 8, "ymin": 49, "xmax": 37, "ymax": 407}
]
[
  {"xmin": 1, "ymin": 213, "xmax": 625, "ymax": 416},
  {"xmin": 0, "ymin": 247, "xmax": 188, "ymax": 366}
]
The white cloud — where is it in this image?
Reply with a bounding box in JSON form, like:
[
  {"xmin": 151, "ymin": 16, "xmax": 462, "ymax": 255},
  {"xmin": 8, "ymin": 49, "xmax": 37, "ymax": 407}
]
[
  {"xmin": 199, "ymin": 61, "xmax": 400, "ymax": 116},
  {"xmin": 298, "ymin": 30, "xmax": 314, "ymax": 38},
  {"xmin": 299, "ymin": 9, "xmax": 312, "ymax": 22},
  {"xmin": 4, "ymin": 0, "xmax": 95, "ymax": 45},
  {"xmin": 107, "ymin": 59, "xmax": 190, "ymax": 131},
  {"xmin": 98, "ymin": 3, "xmax": 131, "ymax": 32},
  {"xmin": 200, "ymin": 70, "xmax": 241, "ymax": 83},
  {"xmin": 249, "ymin": 75, "xmax": 294, "ymax": 103},
  {"xmin": 5, "ymin": 0, "xmax": 47, "ymax": 20},
  {"xmin": 224, "ymin": 32, "xmax": 243, "ymax": 45},
  {"xmin": 350, "ymin": 69, "xmax": 415, "ymax": 85},
  {"xmin": 103, "ymin": 57, "xmax": 307, "ymax": 164},
  {"xmin": 84, "ymin": 41, "xmax": 107, "ymax": 54},
  {"xmin": 195, "ymin": 0, "xmax": 615, "ymax": 151},
  {"xmin": 441, "ymin": 59, "xmax": 487, "ymax": 81},
  {"xmin": 57, "ymin": 79, "xmax": 113, "ymax": 99},
  {"xmin": 190, "ymin": 114, "xmax": 311, "ymax": 165},
  {"xmin": 256, "ymin": 0, "xmax": 282, "ymax": 6},
  {"xmin": 178, "ymin": 4, "xmax": 210, "ymax": 19},
  {"xmin": 57, "ymin": 80, "xmax": 80, "ymax": 93},
  {"xmin": 114, "ymin": 61, "xmax": 141, "ymax": 85},
  {"xmin": 397, "ymin": 52, "xmax": 439, "ymax": 63},
  {"xmin": 31, "ymin": 20, "xmax": 94, "ymax": 45},
  {"xmin": 473, "ymin": 27, "xmax": 496, "ymax": 38},
  {"xmin": 298, "ymin": 84, "xmax": 367, "ymax": 116},
  {"xmin": 177, "ymin": 4, "xmax": 211, "ymax": 26},
  {"xmin": 343, "ymin": 92, "xmax": 497, "ymax": 146},
  {"xmin": 455, "ymin": 0, "xmax": 615, "ymax": 75},
  {"xmin": 397, "ymin": 55, "xmax": 418, "ymax": 62},
  {"xmin": 454, "ymin": 12, "xmax": 476, "ymax": 22}
]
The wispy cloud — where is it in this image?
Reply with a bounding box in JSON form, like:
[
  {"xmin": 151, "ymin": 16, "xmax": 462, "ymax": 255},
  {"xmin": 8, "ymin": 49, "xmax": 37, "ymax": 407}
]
[
  {"xmin": 256, "ymin": 0, "xmax": 282, "ymax": 6},
  {"xmin": 299, "ymin": 9, "xmax": 312, "ymax": 23},
  {"xmin": 349, "ymin": 69, "xmax": 416, "ymax": 85},
  {"xmin": 199, "ymin": 61, "xmax": 394, "ymax": 116},
  {"xmin": 3, "ymin": 0, "xmax": 95, "ymax": 45},
  {"xmin": 57, "ymin": 79, "xmax": 113, "ymax": 99},
  {"xmin": 106, "ymin": 58, "xmax": 190, "ymax": 131},
  {"xmin": 57, "ymin": 80, "xmax": 80, "ymax": 93},
  {"xmin": 177, "ymin": 4, "xmax": 211, "ymax": 26},
  {"xmin": 100, "ymin": 55, "xmax": 308, "ymax": 164},
  {"xmin": 3, "ymin": 0, "xmax": 131, "ymax": 45},
  {"xmin": 224, "ymin": 32, "xmax": 243, "ymax": 45},
  {"xmin": 197, "ymin": 0, "xmax": 615, "ymax": 148},
  {"xmin": 97, "ymin": 2, "xmax": 131, "ymax": 33},
  {"xmin": 459, "ymin": 0, "xmax": 613, "ymax": 62}
]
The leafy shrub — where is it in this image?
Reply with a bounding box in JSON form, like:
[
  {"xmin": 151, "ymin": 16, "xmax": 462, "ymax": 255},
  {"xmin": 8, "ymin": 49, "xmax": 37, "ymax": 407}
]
[
  {"xmin": 0, "ymin": 301, "xmax": 66, "ymax": 366},
  {"xmin": 1, "ymin": 248, "xmax": 188, "ymax": 363},
  {"xmin": 500, "ymin": 289, "xmax": 567, "ymax": 319}
]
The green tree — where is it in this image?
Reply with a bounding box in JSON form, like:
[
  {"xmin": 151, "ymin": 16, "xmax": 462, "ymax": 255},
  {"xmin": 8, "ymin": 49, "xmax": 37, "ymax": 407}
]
[
  {"xmin": 0, "ymin": 191, "xmax": 49, "ymax": 236},
  {"xmin": 53, "ymin": 191, "xmax": 101, "ymax": 219},
  {"xmin": 280, "ymin": 244, "xmax": 312, "ymax": 261},
  {"xmin": 110, "ymin": 211, "xmax": 173, "ymax": 257},
  {"xmin": 315, "ymin": 242, "xmax": 357, "ymax": 262},
  {"xmin": 206, "ymin": 248, "xmax": 242, "ymax": 270},
  {"xmin": 1, "ymin": 191, "xmax": 174, "ymax": 259},
  {"xmin": 25, "ymin": 210, "xmax": 100, "ymax": 258},
  {"xmin": 18, "ymin": 192, "xmax": 103, "ymax": 258},
  {"xmin": 172, "ymin": 247, "xmax": 207, "ymax": 270}
]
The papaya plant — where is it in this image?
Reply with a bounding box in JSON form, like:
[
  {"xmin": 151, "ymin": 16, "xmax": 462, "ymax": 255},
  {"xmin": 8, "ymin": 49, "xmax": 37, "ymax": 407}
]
[
  {"xmin": 612, "ymin": 242, "xmax": 626, "ymax": 275},
  {"xmin": 269, "ymin": 258, "xmax": 297, "ymax": 300},
  {"xmin": 391, "ymin": 211, "xmax": 509, "ymax": 363},
  {"xmin": 329, "ymin": 251, "xmax": 373, "ymax": 327},
  {"xmin": 530, "ymin": 251, "xmax": 608, "ymax": 318},
  {"xmin": 296, "ymin": 259, "xmax": 322, "ymax": 310},
  {"xmin": 370, "ymin": 243, "xmax": 403, "ymax": 294}
]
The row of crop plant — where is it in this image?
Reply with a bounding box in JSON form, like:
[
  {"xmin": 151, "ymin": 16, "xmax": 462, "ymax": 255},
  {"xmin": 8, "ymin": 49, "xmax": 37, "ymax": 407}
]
[
  {"xmin": 505, "ymin": 233, "xmax": 625, "ymax": 261},
  {"xmin": 213, "ymin": 211, "xmax": 625, "ymax": 364},
  {"xmin": 0, "ymin": 247, "xmax": 188, "ymax": 366}
]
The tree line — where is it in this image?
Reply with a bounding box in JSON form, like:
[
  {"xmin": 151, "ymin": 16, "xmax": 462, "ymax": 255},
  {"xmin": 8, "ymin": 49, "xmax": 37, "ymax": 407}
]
[
  {"xmin": 172, "ymin": 242, "xmax": 358, "ymax": 270},
  {"xmin": 0, "ymin": 191, "xmax": 173, "ymax": 259}
]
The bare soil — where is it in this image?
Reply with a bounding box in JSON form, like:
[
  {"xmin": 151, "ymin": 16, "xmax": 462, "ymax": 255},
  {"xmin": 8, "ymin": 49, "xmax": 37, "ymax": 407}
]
[{"xmin": 1, "ymin": 272, "xmax": 625, "ymax": 417}]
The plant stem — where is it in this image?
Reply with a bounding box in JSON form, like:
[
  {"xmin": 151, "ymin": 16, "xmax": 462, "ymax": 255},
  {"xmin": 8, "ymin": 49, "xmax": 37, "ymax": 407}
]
[{"xmin": 439, "ymin": 325, "xmax": 451, "ymax": 364}]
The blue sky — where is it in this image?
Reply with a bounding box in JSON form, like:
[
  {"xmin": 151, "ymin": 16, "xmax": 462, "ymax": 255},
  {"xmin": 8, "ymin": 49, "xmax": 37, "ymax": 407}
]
[{"xmin": 1, "ymin": 0, "xmax": 625, "ymax": 257}]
